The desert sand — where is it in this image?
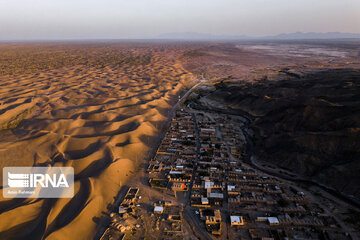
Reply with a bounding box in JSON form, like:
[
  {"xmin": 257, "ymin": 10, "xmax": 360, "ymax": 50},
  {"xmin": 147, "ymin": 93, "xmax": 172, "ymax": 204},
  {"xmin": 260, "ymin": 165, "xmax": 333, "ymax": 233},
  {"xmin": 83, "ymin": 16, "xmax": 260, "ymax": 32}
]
[
  {"xmin": 0, "ymin": 43, "xmax": 195, "ymax": 239},
  {"xmin": 1, "ymin": 40, "xmax": 359, "ymax": 239}
]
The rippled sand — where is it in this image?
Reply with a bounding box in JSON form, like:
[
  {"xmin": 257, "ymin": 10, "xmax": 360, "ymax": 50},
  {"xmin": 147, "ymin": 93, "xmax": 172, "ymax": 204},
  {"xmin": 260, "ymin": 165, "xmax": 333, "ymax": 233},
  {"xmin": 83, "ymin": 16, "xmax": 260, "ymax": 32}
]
[{"xmin": 0, "ymin": 43, "xmax": 193, "ymax": 239}]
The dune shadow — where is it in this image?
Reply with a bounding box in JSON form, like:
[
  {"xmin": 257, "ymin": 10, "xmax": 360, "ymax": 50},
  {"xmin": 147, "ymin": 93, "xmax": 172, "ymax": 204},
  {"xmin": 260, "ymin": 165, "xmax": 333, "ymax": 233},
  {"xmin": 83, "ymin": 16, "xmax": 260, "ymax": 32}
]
[
  {"xmin": 43, "ymin": 178, "xmax": 91, "ymax": 239},
  {"xmin": 0, "ymin": 198, "xmax": 57, "ymax": 240},
  {"xmin": 65, "ymin": 140, "xmax": 102, "ymax": 160},
  {"xmin": 72, "ymin": 121, "xmax": 140, "ymax": 138},
  {"xmin": 74, "ymin": 147, "xmax": 113, "ymax": 180}
]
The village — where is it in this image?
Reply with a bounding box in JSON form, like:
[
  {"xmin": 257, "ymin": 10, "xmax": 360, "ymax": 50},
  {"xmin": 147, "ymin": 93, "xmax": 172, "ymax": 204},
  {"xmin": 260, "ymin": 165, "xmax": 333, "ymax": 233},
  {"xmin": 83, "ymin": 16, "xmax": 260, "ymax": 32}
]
[{"xmin": 99, "ymin": 108, "xmax": 354, "ymax": 240}]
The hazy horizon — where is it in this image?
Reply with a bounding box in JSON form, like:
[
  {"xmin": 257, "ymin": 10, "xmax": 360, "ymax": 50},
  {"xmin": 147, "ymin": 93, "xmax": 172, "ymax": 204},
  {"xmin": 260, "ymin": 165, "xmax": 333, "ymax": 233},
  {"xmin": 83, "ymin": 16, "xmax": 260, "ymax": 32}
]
[{"xmin": 0, "ymin": 0, "xmax": 359, "ymax": 40}]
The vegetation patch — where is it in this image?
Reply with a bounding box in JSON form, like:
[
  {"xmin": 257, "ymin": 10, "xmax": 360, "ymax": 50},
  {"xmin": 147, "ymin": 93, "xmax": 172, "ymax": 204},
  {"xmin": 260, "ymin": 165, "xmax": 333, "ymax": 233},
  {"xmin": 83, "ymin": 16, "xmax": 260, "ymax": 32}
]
[
  {"xmin": 0, "ymin": 108, "xmax": 33, "ymax": 130},
  {"xmin": 149, "ymin": 179, "xmax": 168, "ymax": 189}
]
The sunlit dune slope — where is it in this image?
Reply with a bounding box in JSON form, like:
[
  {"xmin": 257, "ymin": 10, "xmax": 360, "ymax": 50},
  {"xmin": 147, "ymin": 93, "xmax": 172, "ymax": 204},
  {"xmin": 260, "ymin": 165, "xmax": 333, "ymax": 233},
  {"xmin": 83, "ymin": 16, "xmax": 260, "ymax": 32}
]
[{"xmin": 0, "ymin": 43, "xmax": 194, "ymax": 240}]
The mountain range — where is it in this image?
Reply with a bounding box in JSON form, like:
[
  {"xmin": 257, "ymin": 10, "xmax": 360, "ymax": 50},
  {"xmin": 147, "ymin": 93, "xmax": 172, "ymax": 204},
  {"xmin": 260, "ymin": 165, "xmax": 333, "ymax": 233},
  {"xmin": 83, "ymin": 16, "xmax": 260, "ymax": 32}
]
[{"xmin": 157, "ymin": 32, "xmax": 360, "ymax": 40}]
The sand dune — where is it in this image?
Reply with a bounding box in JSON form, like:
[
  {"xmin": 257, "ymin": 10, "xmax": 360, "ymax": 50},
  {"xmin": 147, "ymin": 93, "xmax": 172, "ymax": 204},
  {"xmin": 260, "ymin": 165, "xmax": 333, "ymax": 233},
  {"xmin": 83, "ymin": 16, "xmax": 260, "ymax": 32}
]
[{"xmin": 0, "ymin": 43, "xmax": 194, "ymax": 239}]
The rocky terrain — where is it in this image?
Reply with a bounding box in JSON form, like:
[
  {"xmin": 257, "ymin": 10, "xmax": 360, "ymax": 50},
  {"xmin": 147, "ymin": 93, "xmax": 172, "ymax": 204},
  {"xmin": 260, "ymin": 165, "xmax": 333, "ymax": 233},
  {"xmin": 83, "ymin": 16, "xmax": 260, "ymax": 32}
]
[{"xmin": 187, "ymin": 68, "xmax": 360, "ymax": 201}]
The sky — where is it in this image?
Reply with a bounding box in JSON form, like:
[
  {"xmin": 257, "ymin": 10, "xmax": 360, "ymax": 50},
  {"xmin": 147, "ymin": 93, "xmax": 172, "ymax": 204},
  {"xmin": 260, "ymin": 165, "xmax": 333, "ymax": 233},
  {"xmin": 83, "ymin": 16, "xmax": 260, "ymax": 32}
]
[{"xmin": 0, "ymin": 0, "xmax": 359, "ymax": 40}]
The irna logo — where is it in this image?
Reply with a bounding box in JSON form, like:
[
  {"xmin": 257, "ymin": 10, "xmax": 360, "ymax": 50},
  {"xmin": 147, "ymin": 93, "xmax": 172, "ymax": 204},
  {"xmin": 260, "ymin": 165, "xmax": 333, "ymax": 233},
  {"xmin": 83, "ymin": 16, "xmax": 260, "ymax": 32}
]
[
  {"xmin": 8, "ymin": 172, "xmax": 69, "ymax": 188},
  {"xmin": 3, "ymin": 167, "xmax": 74, "ymax": 198}
]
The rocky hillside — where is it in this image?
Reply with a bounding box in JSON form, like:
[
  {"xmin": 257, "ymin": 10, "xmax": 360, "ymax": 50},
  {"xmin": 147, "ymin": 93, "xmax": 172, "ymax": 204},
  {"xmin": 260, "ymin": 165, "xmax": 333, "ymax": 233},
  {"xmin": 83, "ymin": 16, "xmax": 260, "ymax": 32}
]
[{"xmin": 189, "ymin": 69, "xmax": 360, "ymax": 200}]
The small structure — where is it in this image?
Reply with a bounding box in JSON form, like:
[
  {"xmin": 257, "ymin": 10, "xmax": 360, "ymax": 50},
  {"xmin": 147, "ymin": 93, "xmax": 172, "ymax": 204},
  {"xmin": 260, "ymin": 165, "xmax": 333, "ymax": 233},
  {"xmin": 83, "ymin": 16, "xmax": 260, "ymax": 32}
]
[
  {"xmin": 201, "ymin": 197, "xmax": 209, "ymax": 205},
  {"xmin": 208, "ymin": 193, "xmax": 224, "ymax": 199},
  {"xmin": 154, "ymin": 206, "xmax": 164, "ymax": 214},
  {"xmin": 256, "ymin": 217, "xmax": 268, "ymax": 222},
  {"xmin": 230, "ymin": 216, "xmax": 245, "ymax": 226},
  {"xmin": 172, "ymin": 182, "xmax": 187, "ymax": 191},
  {"xmin": 118, "ymin": 207, "xmax": 126, "ymax": 214},
  {"xmin": 204, "ymin": 181, "xmax": 214, "ymax": 189},
  {"xmin": 123, "ymin": 187, "xmax": 139, "ymax": 204},
  {"xmin": 267, "ymin": 217, "xmax": 279, "ymax": 226},
  {"xmin": 214, "ymin": 209, "xmax": 222, "ymax": 222}
]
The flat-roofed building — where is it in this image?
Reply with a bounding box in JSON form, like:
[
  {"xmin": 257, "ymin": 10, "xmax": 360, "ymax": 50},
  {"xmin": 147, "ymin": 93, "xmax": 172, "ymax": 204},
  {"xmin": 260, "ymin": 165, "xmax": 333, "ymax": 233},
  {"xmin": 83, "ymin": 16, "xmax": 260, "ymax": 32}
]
[
  {"xmin": 230, "ymin": 216, "xmax": 245, "ymax": 226},
  {"xmin": 154, "ymin": 206, "xmax": 164, "ymax": 214},
  {"xmin": 208, "ymin": 192, "xmax": 224, "ymax": 199},
  {"xmin": 201, "ymin": 197, "xmax": 209, "ymax": 205},
  {"xmin": 268, "ymin": 217, "xmax": 280, "ymax": 226}
]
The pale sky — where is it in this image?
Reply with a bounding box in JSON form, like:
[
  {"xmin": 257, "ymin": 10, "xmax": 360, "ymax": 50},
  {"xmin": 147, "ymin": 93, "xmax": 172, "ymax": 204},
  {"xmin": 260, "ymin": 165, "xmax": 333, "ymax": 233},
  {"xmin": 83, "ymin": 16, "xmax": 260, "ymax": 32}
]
[{"xmin": 0, "ymin": 0, "xmax": 359, "ymax": 40}]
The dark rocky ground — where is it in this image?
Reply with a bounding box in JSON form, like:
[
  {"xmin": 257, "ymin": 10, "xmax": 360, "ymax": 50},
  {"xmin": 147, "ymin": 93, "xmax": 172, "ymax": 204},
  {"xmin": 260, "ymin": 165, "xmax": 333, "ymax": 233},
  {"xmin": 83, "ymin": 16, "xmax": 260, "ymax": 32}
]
[{"xmin": 187, "ymin": 68, "xmax": 360, "ymax": 201}]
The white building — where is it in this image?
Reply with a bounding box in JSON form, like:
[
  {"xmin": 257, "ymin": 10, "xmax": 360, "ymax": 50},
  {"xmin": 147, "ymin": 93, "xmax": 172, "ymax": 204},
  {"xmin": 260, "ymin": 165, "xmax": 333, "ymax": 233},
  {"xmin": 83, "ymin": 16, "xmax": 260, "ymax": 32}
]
[
  {"xmin": 201, "ymin": 197, "xmax": 209, "ymax": 205},
  {"xmin": 230, "ymin": 216, "xmax": 245, "ymax": 226},
  {"xmin": 154, "ymin": 206, "xmax": 164, "ymax": 214}
]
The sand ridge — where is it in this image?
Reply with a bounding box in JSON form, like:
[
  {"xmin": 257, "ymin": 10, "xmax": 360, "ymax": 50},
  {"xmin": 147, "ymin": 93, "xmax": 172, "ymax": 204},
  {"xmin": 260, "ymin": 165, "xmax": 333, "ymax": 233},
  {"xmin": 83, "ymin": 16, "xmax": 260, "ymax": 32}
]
[{"xmin": 0, "ymin": 43, "xmax": 194, "ymax": 239}]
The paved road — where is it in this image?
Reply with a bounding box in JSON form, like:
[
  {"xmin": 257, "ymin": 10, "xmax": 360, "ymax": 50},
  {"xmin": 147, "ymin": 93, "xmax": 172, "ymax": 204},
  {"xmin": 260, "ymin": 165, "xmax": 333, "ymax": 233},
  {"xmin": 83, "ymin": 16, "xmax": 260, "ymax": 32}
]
[
  {"xmin": 181, "ymin": 111, "xmax": 215, "ymax": 240},
  {"xmin": 212, "ymin": 114, "xmax": 231, "ymax": 239},
  {"xmin": 183, "ymin": 206, "xmax": 214, "ymax": 240},
  {"xmin": 176, "ymin": 79, "xmax": 208, "ymax": 109},
  {"xmin": 244, "ymin": 130, "xmax": 360, "ymax": 209},
  {"xmin": 185, "ymin": 112, "xmax": 201, "ymax": 203},
  {"xmin": 240, "ymin": 115, "xmax": 360, "ymax": 240},
  {"xmin": 94, "ymin": 79, "xmax": 209, "ymax": 239}
]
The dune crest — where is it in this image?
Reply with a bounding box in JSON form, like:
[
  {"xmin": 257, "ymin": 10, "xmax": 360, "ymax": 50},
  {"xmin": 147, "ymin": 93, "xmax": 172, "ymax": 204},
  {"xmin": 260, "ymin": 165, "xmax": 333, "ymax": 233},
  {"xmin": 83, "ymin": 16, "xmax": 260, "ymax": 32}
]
[{"xmin": 0, "ymin": 43, "xmax": 194, "ymax": 239}]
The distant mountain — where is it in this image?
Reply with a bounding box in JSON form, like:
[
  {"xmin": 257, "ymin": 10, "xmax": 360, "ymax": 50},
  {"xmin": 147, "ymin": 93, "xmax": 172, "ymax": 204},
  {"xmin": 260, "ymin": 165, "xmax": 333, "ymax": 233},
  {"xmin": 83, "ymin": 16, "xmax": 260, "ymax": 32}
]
[
  {"xmin": 265, "ymin": 32, "xmax": 360, "ymax": 40},
  {"xmin": 157, "ymin": 32, "xmax": 249, "ymax": 40},
  {"xmin": 157, "ymin": 32, "xmax": 360, "ymax": 40}
]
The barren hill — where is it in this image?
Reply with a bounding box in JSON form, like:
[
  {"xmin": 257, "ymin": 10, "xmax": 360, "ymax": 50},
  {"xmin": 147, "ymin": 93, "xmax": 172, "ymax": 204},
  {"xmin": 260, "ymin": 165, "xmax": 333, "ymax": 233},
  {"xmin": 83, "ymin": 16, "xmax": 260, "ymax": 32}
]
[{"xmin": 188, "ymin": 68, "xmax": 360, "ymax": 201}]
